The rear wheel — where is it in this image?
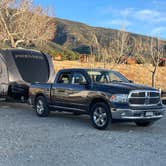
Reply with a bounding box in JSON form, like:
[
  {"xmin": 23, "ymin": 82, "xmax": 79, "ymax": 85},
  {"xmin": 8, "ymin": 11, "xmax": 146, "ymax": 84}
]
[
  {"xmin": 135, "ymin": 121, "xmax": 154, "ymax": 127},
  {"xmin": 90, "ymin": 102, "xmax": 111, "ymax": 130},
  {"xmin": 35, "ymin": 96, "xmax": 49, "ymax": 117}
]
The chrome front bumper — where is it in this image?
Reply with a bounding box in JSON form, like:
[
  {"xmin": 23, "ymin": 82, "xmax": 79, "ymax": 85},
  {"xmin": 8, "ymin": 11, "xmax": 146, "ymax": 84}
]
[
  {"xmin": 111, "ymin": 107, "xmax": 165, "ymax": 121},
  {"xmin": 121, "ymin": 114, "xmax": 163, "ymax": 120}
]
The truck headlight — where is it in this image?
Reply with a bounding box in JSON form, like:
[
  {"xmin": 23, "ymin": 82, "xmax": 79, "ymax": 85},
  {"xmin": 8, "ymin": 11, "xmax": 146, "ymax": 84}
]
[{"xmin": 110, "ymin": 94, "xmax": 128, "ymax": 103}]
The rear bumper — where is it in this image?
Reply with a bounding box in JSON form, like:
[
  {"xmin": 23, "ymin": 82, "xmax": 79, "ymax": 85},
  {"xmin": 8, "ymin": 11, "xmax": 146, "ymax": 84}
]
[{"xmin": 111, "ymin": 107, "xmax": 165, "ymax": 121}]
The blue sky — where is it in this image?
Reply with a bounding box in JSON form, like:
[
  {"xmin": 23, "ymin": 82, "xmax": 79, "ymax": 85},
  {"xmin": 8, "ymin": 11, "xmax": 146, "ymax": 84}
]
[{"xmin": 35, "ymin": 0, "xmax": 166, "ymax": 39}]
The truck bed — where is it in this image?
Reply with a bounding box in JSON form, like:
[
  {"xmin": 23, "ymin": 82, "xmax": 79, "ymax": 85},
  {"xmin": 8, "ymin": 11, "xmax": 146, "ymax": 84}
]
[{"xmin": 29, "ymin": 83, "xmax": 53, "ymax": 105}]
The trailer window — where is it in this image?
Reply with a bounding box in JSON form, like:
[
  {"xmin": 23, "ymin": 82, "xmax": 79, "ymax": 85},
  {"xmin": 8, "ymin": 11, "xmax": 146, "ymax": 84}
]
[{"xmin": 12, "ymin": 50, "xmax": 49, "ymax": 83}]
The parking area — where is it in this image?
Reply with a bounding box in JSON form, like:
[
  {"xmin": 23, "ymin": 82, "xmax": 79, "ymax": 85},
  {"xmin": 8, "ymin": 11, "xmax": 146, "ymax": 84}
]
[{"xmin": 0, "ymin": 102, "xmax": 166, "ymax": 166}]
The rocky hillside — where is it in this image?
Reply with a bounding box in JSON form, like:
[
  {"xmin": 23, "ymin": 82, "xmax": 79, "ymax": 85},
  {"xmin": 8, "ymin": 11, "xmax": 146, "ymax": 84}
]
[
  {"xmin": 53, "ymin": 17, "xmax": 166, "ymax": 58},
  {"xmin": 1, "ymin": 16, "xmax": 165, "ymax": 60}
]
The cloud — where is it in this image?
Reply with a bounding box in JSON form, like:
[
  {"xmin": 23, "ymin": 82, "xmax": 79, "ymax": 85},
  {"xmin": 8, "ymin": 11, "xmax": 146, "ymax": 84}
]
[
  {"xmin": 153, "ymin": 0, "xmax": 166, "ymax": 9},
  {"xmin": 100, "ymin": 7, "xmax": 134, "ymax": 17},
  {"xmin": 103, "ymin": 19, "xmax": 132, "ymax": 27},
  {"xmin": 98, "ymin": 6, "xmax": 166, "ymax": 38},
  {"xmin": 120, "ymin": 8, "xmax": 166, "ymax": 24},
  {"xmin": 119, "ymin": 8, "xmax": 134, "ymax": 17},
  {"xmin": 133, "ymin": 9, "xmax": 166, "ymax": 23},
  {"xmin": 150, "ymin": 27, "xmax": 166, "ymax": 36},
  {"xmin": 100, "ymin": 7, "xmax": 166, "ymax": 24},
  {"xmin": 134, "ymin": 9, "xmax": 160, "ymax": 20}
]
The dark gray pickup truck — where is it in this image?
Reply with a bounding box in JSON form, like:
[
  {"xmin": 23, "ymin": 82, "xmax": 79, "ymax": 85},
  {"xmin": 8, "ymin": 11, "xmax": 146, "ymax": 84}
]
[{"xmin": 29, "ymin": 68, "xmax": 165, "ymax": 130}]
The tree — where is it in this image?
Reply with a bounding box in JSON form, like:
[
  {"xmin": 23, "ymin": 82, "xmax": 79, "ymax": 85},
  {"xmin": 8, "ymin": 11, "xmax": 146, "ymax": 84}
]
[
  {"xmin": 108, "ymin": 24, "xmax": 136, "ymax": 68},
  {"xmin": 0, "ymin": 0, "xmax": 56, "ymax": 48},
  {"xmin": 150, "ymin": 37, "xmax": 164, "ymax": 87},
  {"xmin": 108, "ymin": 30, "xmax": 128, "ymax": 64},
  {"xmin": 136, "ymin": 36, "xmax": 164, "ymax": 87}
]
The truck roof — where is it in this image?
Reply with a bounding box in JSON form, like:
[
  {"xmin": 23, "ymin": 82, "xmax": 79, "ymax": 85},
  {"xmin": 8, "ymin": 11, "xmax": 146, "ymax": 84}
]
[{"xmin": 58, "ymin": 68, "xmax": 113, "ymax": 72}]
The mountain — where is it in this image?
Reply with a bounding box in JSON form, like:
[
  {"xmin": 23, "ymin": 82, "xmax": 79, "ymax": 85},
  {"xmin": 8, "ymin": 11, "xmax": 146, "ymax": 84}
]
[{"xmin": 52, "ymin": 17, "xmax": 166, "ymax": 58}]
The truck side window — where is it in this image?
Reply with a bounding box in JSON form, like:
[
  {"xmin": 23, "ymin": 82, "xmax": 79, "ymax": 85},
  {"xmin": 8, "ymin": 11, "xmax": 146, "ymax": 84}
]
[
  {"xmin": 109, "ymin": 72, "xmax": 121, "ymax": 82},
  {"xmin": 72, "ymin": 73, "xmax": 87, "ymax": 85},
  {"xmin": 57, "ymin": 72, "xmax": 72, "ymax": 84}
]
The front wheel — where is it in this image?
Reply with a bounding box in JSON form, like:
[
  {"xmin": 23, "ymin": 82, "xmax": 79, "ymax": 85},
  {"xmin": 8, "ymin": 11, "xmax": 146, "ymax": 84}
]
[
  {"xmin": 90, "ymin": 102, "xmax": 111, "ymax": 130},
  {"xmin": 35, "ymin": 96, "xmax": 50, "ymax": 117},
  {"xmin": 135, "ymin": 121, "xmax": 154, "ymax": 127}
]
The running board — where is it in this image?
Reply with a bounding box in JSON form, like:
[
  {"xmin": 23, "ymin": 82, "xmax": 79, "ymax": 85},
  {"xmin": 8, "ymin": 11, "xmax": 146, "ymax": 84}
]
[{"xmin": 49, "ymin": 105, "xmax": 86, "ymax": 112}]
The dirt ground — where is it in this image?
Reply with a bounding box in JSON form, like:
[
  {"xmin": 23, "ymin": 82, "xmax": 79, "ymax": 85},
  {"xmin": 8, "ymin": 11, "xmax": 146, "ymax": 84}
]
[{"xmin": 0, "ymin": 102, "xmax": 165, "ymax": 166}]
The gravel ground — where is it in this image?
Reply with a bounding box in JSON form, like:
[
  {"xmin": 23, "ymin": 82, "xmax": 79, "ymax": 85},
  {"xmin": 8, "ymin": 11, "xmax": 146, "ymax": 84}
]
[{"xmin": 0, "ymin": 102, "xmax": 165, "ymax": 166}]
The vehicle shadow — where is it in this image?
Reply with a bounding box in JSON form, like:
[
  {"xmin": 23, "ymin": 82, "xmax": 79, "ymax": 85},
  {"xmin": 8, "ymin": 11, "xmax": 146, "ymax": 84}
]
[
  {"xmin": 0, "ymin": 102, "xmax": 161, "ymax": 133},
  {"xmin": 48, "ymin": 111, "xmax": 157, "ymax": 132},
  {"xmin": 49, "ymin": 111, "xmax": 90, "ymax": 125}
]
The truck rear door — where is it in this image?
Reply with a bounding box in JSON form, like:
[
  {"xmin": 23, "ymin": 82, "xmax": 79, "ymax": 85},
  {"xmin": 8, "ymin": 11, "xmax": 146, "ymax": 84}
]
[
  {"xmin": 51, "ymin": 71, "xmax": 89, "ymax": 112},
  {"xmin": 51, "ymin": 71, "xmax": 73, "ymax": 108}
]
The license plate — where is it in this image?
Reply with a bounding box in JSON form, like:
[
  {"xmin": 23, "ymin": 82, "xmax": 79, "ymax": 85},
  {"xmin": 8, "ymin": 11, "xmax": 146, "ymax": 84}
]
[{"xmin": 145, "ymin": 112, "xmax": 154, "ymax": 116}]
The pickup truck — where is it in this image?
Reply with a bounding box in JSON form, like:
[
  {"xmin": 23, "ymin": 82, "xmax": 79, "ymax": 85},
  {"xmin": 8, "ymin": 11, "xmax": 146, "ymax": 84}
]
[{"xmin": 29, "ymin": 68, "xmax": 165, "ymax": 130}]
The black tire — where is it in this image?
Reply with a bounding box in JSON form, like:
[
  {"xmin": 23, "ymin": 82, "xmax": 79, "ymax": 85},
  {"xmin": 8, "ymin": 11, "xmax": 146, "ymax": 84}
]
[
  {"xmin": 90, "ymin": 102, "xmax": 111, "ymax": 130},
  {"xmin": 135, "ymin": 121, "xmax": 154, "ymax": 127},
  {"xmin": 35, "ymin": 96, "xmax": 50, "ymax": 117}
]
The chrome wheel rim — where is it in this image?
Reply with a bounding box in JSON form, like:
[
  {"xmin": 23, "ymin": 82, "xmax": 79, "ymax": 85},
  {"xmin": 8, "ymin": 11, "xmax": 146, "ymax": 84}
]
[
  {"xmin": 36, "ymin": 100, "xmax": 44, "ymax": 114},
  {"xmin": 93, "ymin": 107, "xmax": 107, "ymax": 127}
]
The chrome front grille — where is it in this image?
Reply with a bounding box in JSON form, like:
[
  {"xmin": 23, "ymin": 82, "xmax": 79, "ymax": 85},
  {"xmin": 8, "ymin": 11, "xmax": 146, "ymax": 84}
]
[{"xmin": 128, "ymin": 90, "xmax": 161, "ymax": 106}]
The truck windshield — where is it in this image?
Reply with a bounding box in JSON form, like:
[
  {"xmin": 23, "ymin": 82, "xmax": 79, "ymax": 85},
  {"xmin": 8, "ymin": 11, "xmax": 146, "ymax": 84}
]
[{"xmin": 87, "ymin": 70, "xmax": 129, "ymax": 83}]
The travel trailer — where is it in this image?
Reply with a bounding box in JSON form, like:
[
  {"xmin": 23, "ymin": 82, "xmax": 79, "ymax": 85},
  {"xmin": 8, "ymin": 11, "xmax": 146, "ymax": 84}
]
[{"xmin": 0, "ymin": 48, "xmax": 55, "ymax": 101}]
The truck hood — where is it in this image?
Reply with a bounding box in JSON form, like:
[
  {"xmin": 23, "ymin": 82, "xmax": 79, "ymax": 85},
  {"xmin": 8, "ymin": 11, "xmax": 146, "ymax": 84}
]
[{"xmin": 94, "ymin": 82, "xmax": 157, "ymax": 94}]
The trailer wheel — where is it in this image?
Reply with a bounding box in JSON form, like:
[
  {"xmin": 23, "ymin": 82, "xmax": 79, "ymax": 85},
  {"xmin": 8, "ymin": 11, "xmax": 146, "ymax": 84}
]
[{"xmin": 35, "ymin": 96, "xmax": 50, "ymax": 117}]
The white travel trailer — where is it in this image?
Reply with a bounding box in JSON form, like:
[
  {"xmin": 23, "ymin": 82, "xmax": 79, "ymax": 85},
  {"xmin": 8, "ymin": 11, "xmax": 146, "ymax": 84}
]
[{"xmin": 0, "ymin": 48, "xmax": 55, "ymax": 101}]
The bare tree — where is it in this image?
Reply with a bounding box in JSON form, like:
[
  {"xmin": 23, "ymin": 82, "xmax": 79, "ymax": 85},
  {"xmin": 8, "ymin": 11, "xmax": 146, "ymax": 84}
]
[
  {"xmin": 117, "ymin": 30, "xmax": 128, "ymax": 63},
  {"xmin": 0, "ymin": 0, "xmax": 55, "ymax": 48},
  {"xmin": 108, "ymin": 20, "xmax": 134, "ymax": 66},
  {"xmin": 135, "ymin": 36, "xmax": 164, "ymax": 87},
  {"xmin": 150, "ymin": 37, "xmax": 164, "ymax": 87},
  {"xmin": 108, "ymin": 29, "xmax": 130, "ymax": 69}
]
